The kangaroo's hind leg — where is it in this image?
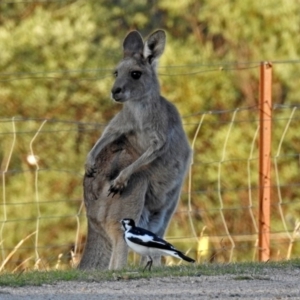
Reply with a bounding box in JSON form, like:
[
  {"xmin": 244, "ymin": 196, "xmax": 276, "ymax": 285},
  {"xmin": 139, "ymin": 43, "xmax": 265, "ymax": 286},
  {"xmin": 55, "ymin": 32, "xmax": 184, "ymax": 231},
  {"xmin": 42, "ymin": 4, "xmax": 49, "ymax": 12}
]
[
  {"xmin": 107, "ymin": 171, "xmax": 148, "ymax": 270},
  {"xmin": 139, "ymin": 182, "xmax": 183, "ymax": 267}
]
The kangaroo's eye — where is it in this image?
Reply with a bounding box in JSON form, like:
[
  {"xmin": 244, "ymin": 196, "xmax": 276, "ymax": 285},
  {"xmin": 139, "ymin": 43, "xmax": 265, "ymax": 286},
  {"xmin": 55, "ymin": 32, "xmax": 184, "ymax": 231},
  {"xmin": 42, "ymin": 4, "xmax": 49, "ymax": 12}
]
[
  {"xmin": 113, "ymin": 71, "xmax": 118, "ymax": 78},
  {"xmin": 131, "ymin": 71, "xmax": 142, "ymax": 80}
]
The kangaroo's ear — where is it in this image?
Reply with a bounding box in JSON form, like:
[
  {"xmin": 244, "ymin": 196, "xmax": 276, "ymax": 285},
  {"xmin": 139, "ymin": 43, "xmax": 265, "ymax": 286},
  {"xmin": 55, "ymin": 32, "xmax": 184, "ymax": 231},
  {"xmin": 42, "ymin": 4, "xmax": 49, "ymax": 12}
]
[
  {"xmin": 123, "ymin": 31, "xmax": 144, "ymax": 58},
  {"xmin": 143, "ymin": 30, "xmax": 166, "ymax": 66}
]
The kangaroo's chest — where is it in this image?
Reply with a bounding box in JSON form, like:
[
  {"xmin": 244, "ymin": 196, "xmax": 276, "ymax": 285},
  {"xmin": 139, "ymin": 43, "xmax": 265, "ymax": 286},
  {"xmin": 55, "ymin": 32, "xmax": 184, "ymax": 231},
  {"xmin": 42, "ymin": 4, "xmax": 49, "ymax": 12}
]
[
  {"xmin": 122, "ymin": 105, "xmax": 158, "ymax": 150},
  {"xmin": 125, "ymin": 126, "xmax": 150, "ymax": 152}
]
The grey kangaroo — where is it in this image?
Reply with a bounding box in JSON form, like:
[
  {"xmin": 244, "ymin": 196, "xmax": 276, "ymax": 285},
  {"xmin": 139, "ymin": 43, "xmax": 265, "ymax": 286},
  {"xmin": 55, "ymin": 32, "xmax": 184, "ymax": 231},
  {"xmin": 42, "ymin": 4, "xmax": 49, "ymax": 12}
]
[{"xmin": 82, "ymin": 29, "xmax": 191, "ymax": 270}]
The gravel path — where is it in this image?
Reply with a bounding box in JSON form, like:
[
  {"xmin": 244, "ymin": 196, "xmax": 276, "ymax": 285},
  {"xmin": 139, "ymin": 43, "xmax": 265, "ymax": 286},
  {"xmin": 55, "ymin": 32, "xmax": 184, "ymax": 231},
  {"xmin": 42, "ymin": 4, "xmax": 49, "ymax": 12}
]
[{"xmin": 1, "ymin": 269, "xmax": 299, "ymax": 299}]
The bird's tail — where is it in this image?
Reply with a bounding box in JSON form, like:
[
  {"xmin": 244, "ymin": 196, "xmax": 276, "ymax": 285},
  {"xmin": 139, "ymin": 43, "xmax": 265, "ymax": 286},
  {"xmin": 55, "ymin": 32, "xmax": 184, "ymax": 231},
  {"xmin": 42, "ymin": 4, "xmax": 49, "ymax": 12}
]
[{"xmin": 176, "ymin": 251, "xmax": 195, "ymax": 263}]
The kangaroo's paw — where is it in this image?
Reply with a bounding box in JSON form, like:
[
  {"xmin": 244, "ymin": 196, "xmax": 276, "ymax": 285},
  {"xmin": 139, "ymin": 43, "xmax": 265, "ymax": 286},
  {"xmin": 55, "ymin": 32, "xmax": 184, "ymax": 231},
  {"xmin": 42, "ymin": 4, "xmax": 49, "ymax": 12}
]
[
  {"xmin": 107, "ymin": 173, "xmax": 128, "ymax": 197},
  {"xmin": 86, "ymin": 168, "xmax": 97, "ymax": 177},
  {"xmin": 107, "ymin": 185, "xmax": 123, "ymax": 198},
  {"xmin": 85, "ymin": 162, "xmax": 97, "ymax": 177}
]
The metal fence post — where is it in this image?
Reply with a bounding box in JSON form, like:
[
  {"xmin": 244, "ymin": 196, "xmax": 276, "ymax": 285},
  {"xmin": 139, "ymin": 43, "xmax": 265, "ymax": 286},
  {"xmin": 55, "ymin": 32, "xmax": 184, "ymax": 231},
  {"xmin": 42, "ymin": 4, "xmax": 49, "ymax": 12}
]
[{"xmin": 258, "ymin": 62, "xmax": 272, "ymax": 261}]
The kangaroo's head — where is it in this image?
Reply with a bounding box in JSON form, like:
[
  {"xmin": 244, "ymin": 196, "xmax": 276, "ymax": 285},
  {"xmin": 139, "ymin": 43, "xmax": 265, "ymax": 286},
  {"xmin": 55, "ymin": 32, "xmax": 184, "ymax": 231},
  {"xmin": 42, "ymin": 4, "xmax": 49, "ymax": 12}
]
[{"xmin": 111, "ymin": 30, "xmax": 166, "ymax": 103}]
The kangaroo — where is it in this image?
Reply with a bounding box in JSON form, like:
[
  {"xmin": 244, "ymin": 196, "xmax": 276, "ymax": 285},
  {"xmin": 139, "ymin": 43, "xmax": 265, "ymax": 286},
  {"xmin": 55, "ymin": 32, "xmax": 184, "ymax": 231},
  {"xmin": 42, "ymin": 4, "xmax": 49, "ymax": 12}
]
[{"xmin": 80, "ymin": 30, "xmax": 191, "ymax": 270}]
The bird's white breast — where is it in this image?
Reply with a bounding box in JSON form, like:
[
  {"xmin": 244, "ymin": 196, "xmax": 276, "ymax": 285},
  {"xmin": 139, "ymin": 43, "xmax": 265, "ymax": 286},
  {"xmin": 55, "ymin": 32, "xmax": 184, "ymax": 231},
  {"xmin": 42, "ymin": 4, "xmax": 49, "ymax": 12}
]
[{"xmin": 126, "ymin": 238, "xmax": 165, "ymax": 256}]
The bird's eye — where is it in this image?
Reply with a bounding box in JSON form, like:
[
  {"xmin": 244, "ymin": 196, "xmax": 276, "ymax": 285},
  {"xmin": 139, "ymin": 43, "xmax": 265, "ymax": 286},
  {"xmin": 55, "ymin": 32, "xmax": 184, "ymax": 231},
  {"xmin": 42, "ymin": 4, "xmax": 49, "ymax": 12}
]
[
  {"xmin": 131, "ymin": 71, "xmax": 142, "ymax": 80},
  {"xmin": 113, "ymin": 71, "xmax": 118, "ymax": 78}
]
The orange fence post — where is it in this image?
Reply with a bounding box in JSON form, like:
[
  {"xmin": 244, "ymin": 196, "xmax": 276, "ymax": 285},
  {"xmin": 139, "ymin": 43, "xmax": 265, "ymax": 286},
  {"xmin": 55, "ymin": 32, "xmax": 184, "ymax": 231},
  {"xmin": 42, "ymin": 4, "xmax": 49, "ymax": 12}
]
[{"xmin": 258, "ymin": 62, "xmax": 272, "ymax": 261}]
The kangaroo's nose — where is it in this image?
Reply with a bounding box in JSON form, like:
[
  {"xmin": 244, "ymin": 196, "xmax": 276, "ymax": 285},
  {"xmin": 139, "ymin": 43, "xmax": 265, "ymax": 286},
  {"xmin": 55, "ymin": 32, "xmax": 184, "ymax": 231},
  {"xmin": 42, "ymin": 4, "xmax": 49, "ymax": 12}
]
[
  {"xmin": 111, "ymin": 86, "xmax": 123, "ymax": 101},
  {"xmin": 112, "ymin": 87, "xmax": 122, "ymax": 95}
]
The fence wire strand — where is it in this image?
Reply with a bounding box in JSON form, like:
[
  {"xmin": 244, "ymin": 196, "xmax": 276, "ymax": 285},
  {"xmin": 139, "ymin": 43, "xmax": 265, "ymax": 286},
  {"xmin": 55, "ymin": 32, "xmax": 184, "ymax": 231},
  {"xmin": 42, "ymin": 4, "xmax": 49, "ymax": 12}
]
[
  {"xmin": 274, "ymin": 107, "xmax": 297, "ymax": 248},
  {"xmin": 0, "ymin": 117, "xmax": 16, "ymax": 262},
  {"xmin": 29, "ymin": 119, "xmax": 48, "ymax": 264}
]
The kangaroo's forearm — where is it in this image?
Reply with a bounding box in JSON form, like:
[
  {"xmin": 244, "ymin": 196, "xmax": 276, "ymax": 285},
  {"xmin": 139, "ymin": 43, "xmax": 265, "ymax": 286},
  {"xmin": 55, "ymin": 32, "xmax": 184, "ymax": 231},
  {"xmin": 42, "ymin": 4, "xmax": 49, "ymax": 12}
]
[
  {"xmin": 123, "ymin": 144, "xmax": 165, "ymax": 177},
  {"xmin": 87, "ymin": 132, "xmax": 120, "ymax": 160}
]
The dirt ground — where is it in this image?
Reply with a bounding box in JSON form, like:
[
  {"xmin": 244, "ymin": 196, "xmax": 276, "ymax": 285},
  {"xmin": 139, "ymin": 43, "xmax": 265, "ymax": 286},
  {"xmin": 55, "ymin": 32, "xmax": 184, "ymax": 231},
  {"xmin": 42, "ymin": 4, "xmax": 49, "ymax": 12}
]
[{"xmin": 0, "ymin": 268, "xmax": 299, "ymax": 299}]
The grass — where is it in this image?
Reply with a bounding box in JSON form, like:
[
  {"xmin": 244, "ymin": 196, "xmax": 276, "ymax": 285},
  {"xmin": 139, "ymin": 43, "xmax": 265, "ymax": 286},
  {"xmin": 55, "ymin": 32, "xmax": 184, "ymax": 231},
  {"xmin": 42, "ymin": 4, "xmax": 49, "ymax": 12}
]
[{"xmin": 0, "ymin": 259, "xmax": 300, "ymax": 287}]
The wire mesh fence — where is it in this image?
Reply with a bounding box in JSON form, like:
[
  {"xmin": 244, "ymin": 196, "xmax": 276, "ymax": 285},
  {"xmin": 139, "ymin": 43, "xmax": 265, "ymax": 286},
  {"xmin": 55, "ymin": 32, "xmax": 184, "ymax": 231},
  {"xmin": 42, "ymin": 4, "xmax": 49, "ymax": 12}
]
[
  {"xmin": 180, "ymin": 103, "xmax": 300, "ymax": 264},
  {"xmin": 0, "ymin": 105, "xmax": 300, "ymax": 270},
  {"xmin": 1, "ymin": 62, "xmax": 300, "ymax": 272}
]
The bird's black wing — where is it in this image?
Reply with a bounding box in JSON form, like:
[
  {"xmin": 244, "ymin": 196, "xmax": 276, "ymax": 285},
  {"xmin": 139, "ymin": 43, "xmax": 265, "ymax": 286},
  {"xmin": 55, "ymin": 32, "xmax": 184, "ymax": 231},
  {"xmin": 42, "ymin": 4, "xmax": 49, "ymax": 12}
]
[
  {"xmin": 127, "ymin": 235, "xmax": 176, "ymax": 251},
  {"xmin": 133, "ymin": 228, "xmax": 174, "ymax": 246},
  {"xmin": 127, "ymin": 226, "xmax": 177, "ymax": 250},
  {"xmin": 133, "ymin": 227, "xmax": 158, "ymax": 237},
  {"xmin": 126, "ymin": 226, "xmax": 195, "ymax": 262}
]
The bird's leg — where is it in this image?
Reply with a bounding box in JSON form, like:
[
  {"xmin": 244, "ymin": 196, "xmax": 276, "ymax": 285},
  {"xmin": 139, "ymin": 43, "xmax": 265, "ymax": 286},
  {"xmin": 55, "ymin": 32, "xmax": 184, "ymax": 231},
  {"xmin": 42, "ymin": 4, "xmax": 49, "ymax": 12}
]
[
  {"xmin": 148, "ymin": 258, "xmax": 153, "ymax": 271},
  {"xmin": 143, "ymin": 256, "xmax": 153, "ymax": 272}
]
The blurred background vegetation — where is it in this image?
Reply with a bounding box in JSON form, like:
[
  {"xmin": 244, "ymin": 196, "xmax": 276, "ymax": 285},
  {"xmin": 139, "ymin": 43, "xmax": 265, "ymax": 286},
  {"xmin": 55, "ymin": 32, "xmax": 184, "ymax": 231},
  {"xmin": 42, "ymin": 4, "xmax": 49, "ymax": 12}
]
[{"xmin": 0, "ymin": 0, "xmax": 300, "ymax": 271}]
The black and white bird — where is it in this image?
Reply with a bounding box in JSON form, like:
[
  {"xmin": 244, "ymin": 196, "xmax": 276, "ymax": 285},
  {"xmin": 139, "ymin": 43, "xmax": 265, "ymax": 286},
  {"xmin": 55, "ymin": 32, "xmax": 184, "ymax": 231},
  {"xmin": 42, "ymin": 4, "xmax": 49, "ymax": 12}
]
[{"xmin": 121, "ymin": 218, "xmax": 195, "ymax": 271}]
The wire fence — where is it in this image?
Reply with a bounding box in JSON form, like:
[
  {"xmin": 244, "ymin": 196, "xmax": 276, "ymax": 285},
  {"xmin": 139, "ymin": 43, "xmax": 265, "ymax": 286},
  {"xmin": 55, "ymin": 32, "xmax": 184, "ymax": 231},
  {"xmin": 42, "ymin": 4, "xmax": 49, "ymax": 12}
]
[
  {"xmin": 1, "ymin": 62, "xmax": 300, "ymax": 271},
  {"xmin": 181, "ymin": 101, "xmax": 300, "ymax": 263}
]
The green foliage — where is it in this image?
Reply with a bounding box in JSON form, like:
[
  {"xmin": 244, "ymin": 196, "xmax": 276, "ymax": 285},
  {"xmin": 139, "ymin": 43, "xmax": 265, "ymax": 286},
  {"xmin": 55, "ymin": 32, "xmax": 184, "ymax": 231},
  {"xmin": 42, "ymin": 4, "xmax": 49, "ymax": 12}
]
[{"xmin": 1, "ymin": 0, "xmax": 300, "ymax": 269}]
